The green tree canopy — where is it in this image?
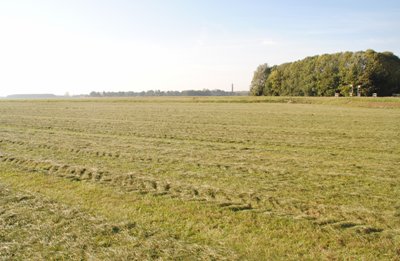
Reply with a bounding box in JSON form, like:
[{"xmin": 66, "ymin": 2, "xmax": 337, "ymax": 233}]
[
  {"xmin": 250, "ymin": 63, "xmax": 271, "ymax": 96},
  {"xmin": 250, "ymin": 50, "xmax": 400, "ymax": 96}
]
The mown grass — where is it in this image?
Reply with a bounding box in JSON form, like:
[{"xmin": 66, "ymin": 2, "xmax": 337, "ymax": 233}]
[
  {"xmin": 0, "ymin": 97, "xmax": 399, "ymax": 260},
  {"xmin": 2, "ymin": 96, "xmax": 400, "ymax": 108}
]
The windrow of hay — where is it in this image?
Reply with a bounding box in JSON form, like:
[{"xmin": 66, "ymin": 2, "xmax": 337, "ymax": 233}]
[
  {"xmin": 0, "ymin": 182, "xmax": 236, "ymax": 260},
  {"xmin": 0, "ymin": 153, "xmax": 390, "ymax": 235}
]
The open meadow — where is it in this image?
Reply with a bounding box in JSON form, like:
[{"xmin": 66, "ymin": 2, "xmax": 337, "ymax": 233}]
[{"xmin": 0, "ymin": 97, "xmax": 399, "ymax": 260}]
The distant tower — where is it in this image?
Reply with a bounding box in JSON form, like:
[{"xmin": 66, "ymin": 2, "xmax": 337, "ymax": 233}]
[{"xmin": 231, "ymin": 83, "xmax": 234, "ymax": 93}]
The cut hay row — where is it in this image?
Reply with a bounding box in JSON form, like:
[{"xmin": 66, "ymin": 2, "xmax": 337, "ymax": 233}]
[
  {"xmin": 0, "ymin": 153, "xmax": 390, "ymax": 236},
  {"xmin": 0, "ymin": 154, "xmax": 257, "ymax": 212},
  {"xmin": 0, "ymin": 182, "xmax": 235, "ymax": 260},
  {"xmin": 0, "ymin": 137, "xmax": 275, "ymax": 177}
]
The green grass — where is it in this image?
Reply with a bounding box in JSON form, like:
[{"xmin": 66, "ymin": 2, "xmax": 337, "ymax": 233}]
[{"xmin": 0, "ymin": 97, "xmax": 399, "ymax": 260}]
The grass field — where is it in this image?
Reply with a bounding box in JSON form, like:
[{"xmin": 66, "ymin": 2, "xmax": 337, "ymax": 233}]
[{"xmin": 0, "ymin": 97, "xmax": 399, "ymax": 260}]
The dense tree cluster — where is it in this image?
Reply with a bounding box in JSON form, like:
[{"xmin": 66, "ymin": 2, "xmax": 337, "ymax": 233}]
[{"xmin": 250, "ymin": 50, "xmax": 400, "ymax": 96}]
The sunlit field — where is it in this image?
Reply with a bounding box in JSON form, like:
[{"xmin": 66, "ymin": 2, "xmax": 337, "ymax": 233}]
[{"xmin": 0, "ymin": 97, "xmax": 399, "ymax": 260}]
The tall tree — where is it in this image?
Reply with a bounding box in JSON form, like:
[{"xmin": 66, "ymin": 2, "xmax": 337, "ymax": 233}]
[{"xmin": 250, "ymin": 64, "xmax": 271, "ymax": 96}]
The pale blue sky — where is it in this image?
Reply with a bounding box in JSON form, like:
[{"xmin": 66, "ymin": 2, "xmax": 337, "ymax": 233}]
[{"xmin": 0, "ymin": 0, "xmax": 399, "ymax": 96}]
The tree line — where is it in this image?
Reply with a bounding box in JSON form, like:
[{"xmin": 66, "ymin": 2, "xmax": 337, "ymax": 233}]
[
  {"xmin": 89, "ymin": 89, "xmax": 248, "ymax": 97},
  {"xmin": 250, "ymin": 50, "xmax": 400, "ymax": 96}
]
